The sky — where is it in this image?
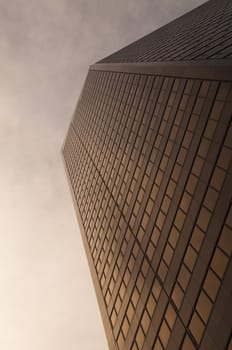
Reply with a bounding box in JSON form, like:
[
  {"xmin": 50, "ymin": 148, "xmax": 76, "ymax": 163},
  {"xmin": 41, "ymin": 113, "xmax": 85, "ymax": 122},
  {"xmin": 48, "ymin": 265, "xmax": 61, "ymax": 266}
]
[{"xmin": 0, "ymin": 0, "xmax": 206, "ymax": 349}]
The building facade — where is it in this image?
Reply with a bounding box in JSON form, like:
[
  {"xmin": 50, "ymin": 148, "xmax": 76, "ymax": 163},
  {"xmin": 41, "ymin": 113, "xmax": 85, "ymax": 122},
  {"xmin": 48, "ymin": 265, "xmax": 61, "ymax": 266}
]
[{"xmin": 62, "ymin": 0, "xmax": 232, "ymax": 349}]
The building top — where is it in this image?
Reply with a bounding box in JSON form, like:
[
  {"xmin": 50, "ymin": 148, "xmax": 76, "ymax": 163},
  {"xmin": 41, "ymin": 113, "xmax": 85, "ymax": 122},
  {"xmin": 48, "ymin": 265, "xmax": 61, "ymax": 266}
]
[{"xmin": 98, "ymin": 0, "xmax": 232, "ymax": 64}]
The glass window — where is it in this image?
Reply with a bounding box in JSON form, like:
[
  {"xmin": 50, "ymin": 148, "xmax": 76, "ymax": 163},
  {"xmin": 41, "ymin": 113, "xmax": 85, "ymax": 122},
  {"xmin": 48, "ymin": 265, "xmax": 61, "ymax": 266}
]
[
  {"xmin": 178, "ymin": 265, "xmax": 191, "ymax": 290},
  {"xmin": 146, "ymin": 241, "xmax": 155, "ymax": 261},
  {"xmin": 131, "ymin": 287, "xmax": 139, "ymax": 308},
  {"xmin": 163, "ymin": 244, "xmax": 173, "ymax": 266},
  {"xmin": 158, "ymin": 261, "xmax": 168, "ymax": 282},
  {"xmin": 122, "ymin": 317, "xmax": 129, "ymax": 338},
  {"xmin": 172, "ymin": 164, "xmax": 182, "ymax": 182},
  {"xmin": 159, "ymin": 320, "xmax": 171, "ymax": 348},
  {"xmin": 147, "ymin": 294, "xmax": 156, "ymax": 318},
  {"xmin": 204, "ymin": 120, "xmax": 217, "ymax": 140},
  {"xmin": 186, "ymin": 174, "xmax": 198, "ymax": 195},
  {"xmin": 197, "ymin": 207, "xmax": 211, "ymax": 232},
  {"xmin": 217, "ymin": 147, "xmax": 231, "ymax": 170},
  {"xmin": 192, "ymin": 156, "xmax": 204, "ymax": 177},
  {"xmin": 161, "ymin": 195, "xmax": 171, "ymax": 214},
  {"xmin": 204, "ymin": 187, "xmax": 218, "ymax": 212},
  {"xmin": 153, "ymin": 338, "xmax": 163, "ymax": 350},
  {"xmin": 175, "ymin": 209, "xmax": 186, "ymax": 231},
  {"xmin": 136, "ymin": 327, "xmax": 145, "ymax": 349},
  {"xmin": 181, "ymin": 334, "xmax": 196, "ymax": 350},
  {"xmin": 141, "ymin": 310, "xmax": 150, "ymax": 333},
  {"xmin": 180, "ymin": 192, "xmax": 192, "ymax": 213},
  {"xmin": 126, "ymin": 302, "xmax": 134, "ymax": 322},
  {"xmin": 203, "ymin": 269, "xmax": 220, "ymax": 301},
  {"xmin": 117, "ymin": 332, "xmax": 124, "ymax": 349},
  {"xmin": 189, "ymin": 311, "xmax": 205, "ymax": 344},
  {"xmin": 184, "ymin": 245, "xmax": 197, "ymax": 271},
  {"xmin": 157, "ymin": 211, "xmax": 165, "ymax": 231},
  {"xmin": 169, "ymin": 227, "xmax": 180, "ymax": 249},
  {"xmin": 165, "ymin": 303, "xmax": 177, "ymax": 329},
  {"xmin": 151, "ymin": 227, "xmax": 161, "ymax": 247},
  {"xmin": 219, "ymin": 225, "xmax": 232, "ymax": 256},
  {"xmin": 211, "ymin": 167, "xmax": 225, "ymax": 191},
  {"xmin": 196, "ymin": 291, "xmax": 212, "ymax": 324},
  {"xmin": 172, "ymin": 282, "xmax": 184, "ymax": 309},
  {"xmin": 211, "ymin": 248, "xmax": 228, "ymax": 279},
  {"xmin": 166, "ymin": 179, "xmax": 176, "ymax": 197},
  {"xmin": 152, "ymin": 278, "xmax": 162, "ymax": 301},
  {"xmin": 198, "ymin": 138, "xmax": 210, "ymax": 158}
]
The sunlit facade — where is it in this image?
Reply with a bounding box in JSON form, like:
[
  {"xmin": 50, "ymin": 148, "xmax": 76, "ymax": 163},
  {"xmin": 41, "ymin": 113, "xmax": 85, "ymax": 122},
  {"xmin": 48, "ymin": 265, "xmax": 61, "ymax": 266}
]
[{"xmin": 62, "ymin": 0, "xmax": 232, "ymax": 349}]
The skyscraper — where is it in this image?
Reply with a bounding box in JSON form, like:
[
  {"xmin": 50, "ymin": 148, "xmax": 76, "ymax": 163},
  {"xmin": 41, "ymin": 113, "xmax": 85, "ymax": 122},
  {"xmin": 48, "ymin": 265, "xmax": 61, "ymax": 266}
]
[{"xmin": 62, "ymin": 0, "xmax": 232, "ymax": 349}]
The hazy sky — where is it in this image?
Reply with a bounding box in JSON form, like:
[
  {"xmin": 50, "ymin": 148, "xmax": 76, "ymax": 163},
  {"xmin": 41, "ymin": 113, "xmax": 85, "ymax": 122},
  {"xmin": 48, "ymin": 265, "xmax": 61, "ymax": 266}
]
[{"xmin": 0, "ymin": 0, "xmax": 206, "ymax": 349}]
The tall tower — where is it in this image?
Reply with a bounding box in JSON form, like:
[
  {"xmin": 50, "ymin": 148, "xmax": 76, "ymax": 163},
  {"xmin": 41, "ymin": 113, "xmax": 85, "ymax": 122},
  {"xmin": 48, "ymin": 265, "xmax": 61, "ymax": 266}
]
[{"xmin": 62, "ymin": 1, "xmax": 232, "ymax": 349}]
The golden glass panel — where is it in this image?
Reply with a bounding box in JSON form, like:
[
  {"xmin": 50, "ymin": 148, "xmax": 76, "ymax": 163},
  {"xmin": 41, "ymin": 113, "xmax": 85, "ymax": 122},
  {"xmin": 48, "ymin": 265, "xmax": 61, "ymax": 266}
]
[
  {"xmin": 211, "ymin": 248, "xmax": 228, "ymax": 279},
  {"xmin": 168, "ymin": 227, "xmax": 179, "ymax": 250},
  {"xmin": 192, "ymin": 156, "xmax": 204, "ymax": 177},
  {"xmin": 197, "ymin": 206, "xmax": 211, "ymax": 232},
  {"xmin": 151, "ymin": 227, "xmax": 161, "ymax": 247},
  {"xmin": 156, "ymin": 211, "xmax": 166, "ymax": 231},
  {"xmin": 180, "ymin": 192, "xmax": 192, "ymax": 213},
  {"xmin": 127, "ymin": 302, "xmax": 135, "ymax": 322},
  {"xmin": 204, "ymin": 186, "xmax": 218, "ymax": 212},
  {"xmin": 147, "ymin": 241, "xmax": 155, "ymax": 261},
  {"xmin": 193, "ymin": 97, "xmax": 204, "ymax": 115},
  {"xmin": 175, "ymin": 209, "xmax": 186, "ymax": 231},
  {"xmin": 218, "ymin": 146, "xmax": 232, "ymax": 170},
  {"xmin": 141, "ymin": 310, "xmax": 151, "ymax": 333},
  {"xmin": 181, "ymin": 334, "xmax": 196, "ymax": 350},
  {"xmin": 204, "ymin": 120, "xmax": 217, "ymax": 140},
  {"xmin": 203, "ymin": 269, "xmax": 220, "ymax": 301},
  {"xmin": 166, "ymin": 178, "xmax": 176, "ymax": 197},
  {"xmin": 161, "ymin": 195, "xmax": 171, "ymax": 214},
  {"xmin": 146, "ymin": 198, "xmax": 154, "ymax": 216},
  {"xmin": 119, "ymin": 282, "xmax": 126, "ymax": 300},
  {"xmin": 196, "ymin": 291, "xmax": 213, "ymax": 324},
  {"xmin": 165, "ymin": 303, "xmax": 177, "ymax": 329},
  {"xmin": 186, "ymin": 174, "xmax": 198, "ymax": 195},
  {"xmin": 211, "ymin": 167, "xmax": 225, "ymax": 191},
  {"xmin": 153, "ymin": 338, "xmax": 163, "ymax": 350},
  {"xmin": 136, "ymin": 273, "xmax": 145, "ymax": 293},
  {"xmin": 184, "ymin": 246, "xmax": 197, "ymax": 271},
  {"xmin": 158, "ymin": 261, "xmax": 168, "ymax": 282},
  {"xmin": 147, "ymin": 294, "xmax": 156, "ymax": 318},
  {"xmin": 178, "ymin": 265, "xmax": 191, "ymax": 291},
  {"xmin": 172, "ymin": 163, "xmax": 182, "ymax": 182},
  {"xmin": 163, "ymin": 244, "xmax": 173, "ymax": 266},
  {"xmin": 111, "ymin": 309, "xmax": 117, "ymax": 326},
  {"xmin": 117, "ymin": 332, "xmax": 124, "ymax": 350},
  {"xmin": 115, "ymin": 295, "xmax": 122, "ymax": 313},
  {"xmin": 141, "ymin": 259, "xmax": 149, "ymax": 276},
  {"xmin": 172, "ymin": 282, "xmax": 184, "ymax": 309},
  {"xmin": 136, "ymin": 327, "xmax": 145, "ymax": 349},
  {"xmin": 152, "ymin": 278, "xmax": 162, "ymax": 301},
  {"xmin": 219, "ymin": 225, "xmax": 232, "ymax": 256},
  {"xmin": 189, "ymin": 311, "xmax": 205, "ymax": 344},
  {"xmin": 151, "ymin": 183, "xmax": 159, "ymax": 201},
  {"xmin": 190, "ymin": 227, "xmax": 204, "ymax": 253},
  {"xmin": 132, "ymin": 287, "xmax": 139, "ymax": 308},
  {"xmin": 159, "ymin": 320, "xmax": 171, "ymax": 348},
  {"xmin": 122, "ymin": 317, "xmax": 130, "ymax": 338}
]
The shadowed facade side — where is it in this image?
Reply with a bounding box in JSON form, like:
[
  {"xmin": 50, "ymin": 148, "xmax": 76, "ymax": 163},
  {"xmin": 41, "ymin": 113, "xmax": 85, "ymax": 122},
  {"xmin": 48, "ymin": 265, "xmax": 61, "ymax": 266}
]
[{"xmin": 62, "ymin": 1, "xmax": 232, "ymax": 349}]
